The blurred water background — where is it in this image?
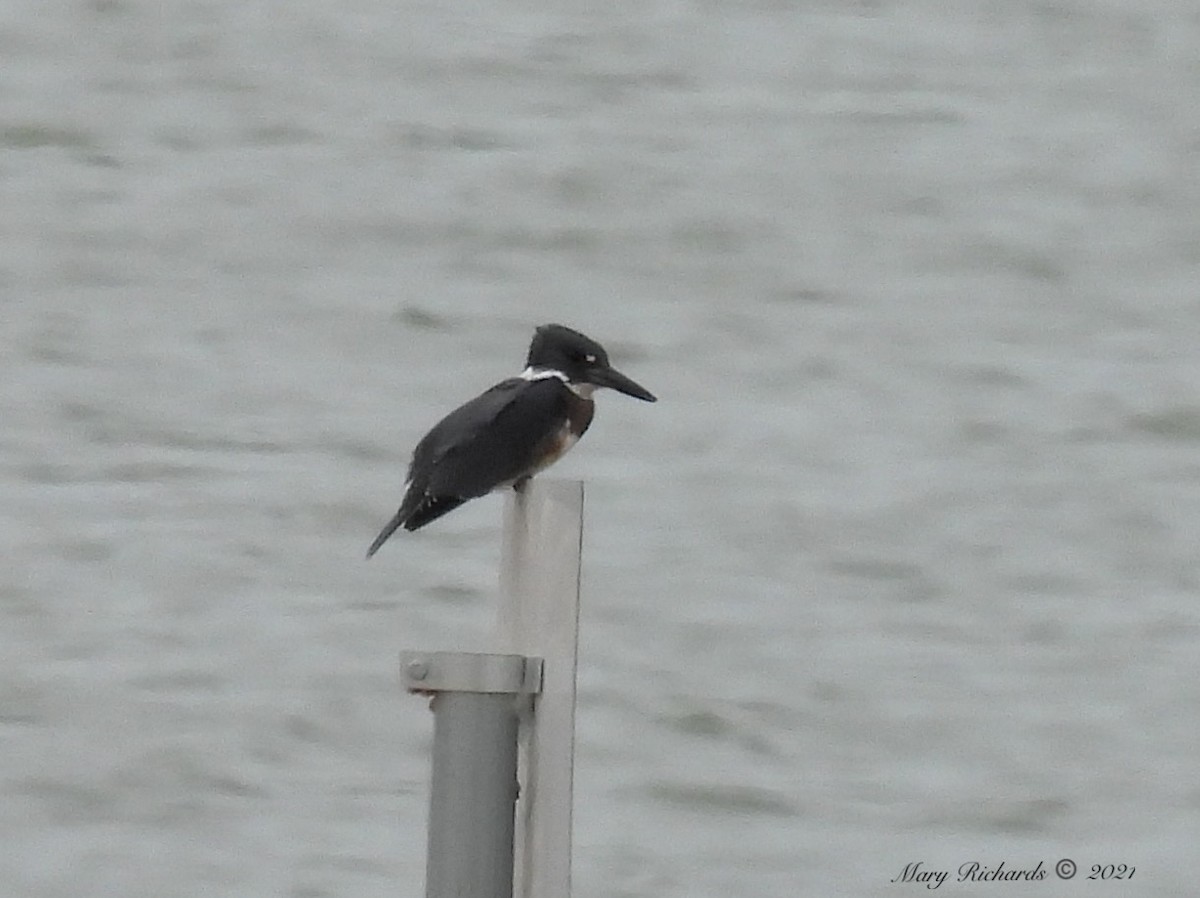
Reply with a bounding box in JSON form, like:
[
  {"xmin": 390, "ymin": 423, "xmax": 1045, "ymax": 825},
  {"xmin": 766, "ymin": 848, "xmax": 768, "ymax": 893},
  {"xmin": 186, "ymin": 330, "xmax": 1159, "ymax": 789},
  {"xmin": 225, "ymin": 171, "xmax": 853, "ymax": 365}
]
[{"xmin": 3, "ymin": 1, "xmax": 1199, "ymax": 895}]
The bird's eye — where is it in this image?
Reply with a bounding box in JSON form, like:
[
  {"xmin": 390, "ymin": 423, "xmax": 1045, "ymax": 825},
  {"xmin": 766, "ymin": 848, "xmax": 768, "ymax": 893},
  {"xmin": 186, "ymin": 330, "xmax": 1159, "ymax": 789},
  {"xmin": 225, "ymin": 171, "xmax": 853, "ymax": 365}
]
[{"xmin": 584, "ymin": 354, "xmax": 597, "ymax": 364}]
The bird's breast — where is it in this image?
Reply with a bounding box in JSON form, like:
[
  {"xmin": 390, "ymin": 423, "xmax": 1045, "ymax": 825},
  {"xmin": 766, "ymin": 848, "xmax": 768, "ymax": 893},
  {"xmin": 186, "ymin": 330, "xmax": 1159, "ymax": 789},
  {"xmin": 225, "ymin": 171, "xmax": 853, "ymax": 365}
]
[
  {"xmin": 524, "ymin": 396, "xmax": 595, "ymax": 479},
  {"xmin": 543, "ymin": 425, "xmax": 580, "ymax": 467}
]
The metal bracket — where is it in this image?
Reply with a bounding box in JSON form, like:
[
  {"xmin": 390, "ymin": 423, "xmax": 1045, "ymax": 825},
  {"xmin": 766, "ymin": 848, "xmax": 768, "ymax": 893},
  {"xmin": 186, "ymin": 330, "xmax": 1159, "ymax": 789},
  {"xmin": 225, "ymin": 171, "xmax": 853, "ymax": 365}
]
[{"xmin": 401, "ymin": 650, "xmax": 544, "ymax": 695}]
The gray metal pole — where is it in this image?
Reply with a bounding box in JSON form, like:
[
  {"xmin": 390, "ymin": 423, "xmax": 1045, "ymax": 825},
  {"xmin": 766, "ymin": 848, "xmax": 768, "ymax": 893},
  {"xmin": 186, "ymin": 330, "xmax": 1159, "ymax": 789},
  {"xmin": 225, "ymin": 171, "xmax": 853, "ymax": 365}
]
[
  {"xmin": 427, "ymin": 692, "xmax": 518, "ymax": 898},
  {"xmin": 401, "ymin": 652, "xmax": 543, "ymax": 898},
  {"xmin": 499, "ymin": 480, "xmax": 583, "ymax": 898}
]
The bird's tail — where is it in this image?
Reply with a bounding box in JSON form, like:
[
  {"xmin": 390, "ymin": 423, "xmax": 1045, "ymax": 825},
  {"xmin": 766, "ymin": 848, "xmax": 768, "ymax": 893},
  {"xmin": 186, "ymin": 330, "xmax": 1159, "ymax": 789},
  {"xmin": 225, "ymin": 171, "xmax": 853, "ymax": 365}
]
[
  {"xmin": 366, "ymin": 508, "xmax": 407, "ymax": 558},
  {"xmin": 366, "ymin": 493, "xmax": 470, "ymax": 558}
]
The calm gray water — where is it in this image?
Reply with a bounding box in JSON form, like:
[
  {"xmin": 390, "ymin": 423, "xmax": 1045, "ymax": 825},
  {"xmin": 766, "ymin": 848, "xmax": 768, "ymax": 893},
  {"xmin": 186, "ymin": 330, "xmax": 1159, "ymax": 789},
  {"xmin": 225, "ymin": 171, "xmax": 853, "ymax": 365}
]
[{"xmin": 3, "ymin": 1, "xmax": 1199, "ymax": 896}]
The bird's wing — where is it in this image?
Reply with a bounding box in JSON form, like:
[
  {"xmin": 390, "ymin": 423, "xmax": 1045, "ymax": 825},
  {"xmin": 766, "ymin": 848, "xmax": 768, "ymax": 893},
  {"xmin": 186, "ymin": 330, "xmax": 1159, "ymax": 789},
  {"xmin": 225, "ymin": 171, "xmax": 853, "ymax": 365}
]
[
  {"xmin": 367, "ymin": 378, "xmax": 570, "ymax": 551},
  {"xmin": 412, "ymin": 377, "xmax": 571, "ymax": 498}
]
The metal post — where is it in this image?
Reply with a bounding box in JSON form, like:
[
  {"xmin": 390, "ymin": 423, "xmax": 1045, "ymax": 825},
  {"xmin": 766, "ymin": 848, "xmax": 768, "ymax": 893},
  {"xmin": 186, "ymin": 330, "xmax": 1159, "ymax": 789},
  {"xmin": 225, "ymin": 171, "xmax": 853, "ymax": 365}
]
[
  {"xmin": 498, "ymin": 480, "xmax": 584, "ymax": 898},
  {"xmin": 402, "ymin": 652, "xmax": 543, "ymax": 898}
]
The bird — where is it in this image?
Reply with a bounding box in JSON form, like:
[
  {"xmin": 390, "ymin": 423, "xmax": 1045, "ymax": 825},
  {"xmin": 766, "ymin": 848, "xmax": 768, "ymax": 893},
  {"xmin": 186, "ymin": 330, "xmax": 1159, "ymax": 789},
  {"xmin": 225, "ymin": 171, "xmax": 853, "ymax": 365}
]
[{"xmin": 366, "ymin": 324, "xmax": 656, "ymax": 557}]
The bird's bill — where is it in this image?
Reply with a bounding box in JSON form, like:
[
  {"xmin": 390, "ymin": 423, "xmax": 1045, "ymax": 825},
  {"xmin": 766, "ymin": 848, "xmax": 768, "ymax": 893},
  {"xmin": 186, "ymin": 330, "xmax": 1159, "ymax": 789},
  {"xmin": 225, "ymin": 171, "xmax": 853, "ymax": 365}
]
[{"xmin": 590, "ymin": 365, "xmax": 657, "ymax": 402}]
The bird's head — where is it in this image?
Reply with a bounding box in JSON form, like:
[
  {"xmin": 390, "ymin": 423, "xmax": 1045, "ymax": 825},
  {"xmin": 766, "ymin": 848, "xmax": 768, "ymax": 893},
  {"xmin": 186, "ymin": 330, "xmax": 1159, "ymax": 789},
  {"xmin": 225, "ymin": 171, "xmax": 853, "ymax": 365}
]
[{"xmin": 526, "ymin": 324, "xmax": 657, "ymax": 402}]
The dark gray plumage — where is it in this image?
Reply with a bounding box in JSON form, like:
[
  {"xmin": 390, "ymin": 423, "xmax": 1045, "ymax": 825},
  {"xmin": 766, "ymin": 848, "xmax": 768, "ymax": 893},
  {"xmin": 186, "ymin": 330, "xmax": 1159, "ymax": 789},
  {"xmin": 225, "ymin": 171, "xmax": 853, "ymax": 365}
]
[{"xmin": 367, "ymin": 324, "xmax": 655, "ymax": 557}]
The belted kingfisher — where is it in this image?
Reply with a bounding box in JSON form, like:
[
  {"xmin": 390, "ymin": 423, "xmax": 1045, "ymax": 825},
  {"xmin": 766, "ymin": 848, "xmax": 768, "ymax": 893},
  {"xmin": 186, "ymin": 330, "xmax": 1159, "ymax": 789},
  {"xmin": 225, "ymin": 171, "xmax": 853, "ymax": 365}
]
[{"xmin": 366, "ymin": 324, "xmax": 656, "ymax": 557}]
